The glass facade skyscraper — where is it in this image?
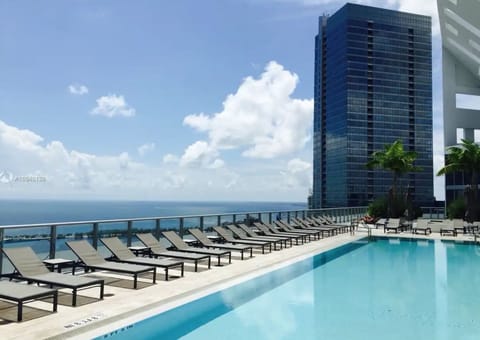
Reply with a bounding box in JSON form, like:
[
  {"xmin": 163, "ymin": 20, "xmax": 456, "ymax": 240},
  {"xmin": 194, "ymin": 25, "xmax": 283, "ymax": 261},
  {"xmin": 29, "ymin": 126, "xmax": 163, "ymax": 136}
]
[{"xmin": 312, "ymin": 3, "xmax": 433, "ymax": 208}]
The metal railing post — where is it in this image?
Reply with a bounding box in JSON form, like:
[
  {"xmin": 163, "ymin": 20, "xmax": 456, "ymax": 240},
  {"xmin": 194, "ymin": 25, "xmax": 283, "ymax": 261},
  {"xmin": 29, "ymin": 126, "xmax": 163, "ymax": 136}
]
[
  {"xmin": 287, "ymin": 212, "xmax": 290, "ymax": 223},
  {"xmin": 127, "ymin": 221, "xmax": 133, "ymax": 247},
  {"xmin": 155, "ymin": 219, "xmax": 161, "ymax": 239},
  {"xmin": 49, "ymin": 225, "xmax": 57, "ymax": 259},
  {"xmin": 0, "ymin": 228, "xmax": 4, "ymax": 275},
  {"xmin": 233, "ymin": 214, "xmax": 236, "ymax": 223},
  {"xmin": 269, "ymin": 212, "xmax": 272, "ymax": 224},
  {"xmin": 200, "ymin": 216, "xmax": 204, "ymax": 231},
  {"xmin": 179, "ymin": 217, "xmax": 184, "ymax": 237},
  {"xmin": 217, "ymin": 215, "xmax": 221, "ymax": 226},
  {"xmin": 92, "ymin": 222, "xmax": 99, "ymax": 249}
]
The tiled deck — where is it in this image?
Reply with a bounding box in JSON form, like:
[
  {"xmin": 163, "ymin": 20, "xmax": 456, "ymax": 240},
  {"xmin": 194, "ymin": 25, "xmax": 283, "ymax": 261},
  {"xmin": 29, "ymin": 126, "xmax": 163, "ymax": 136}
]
[{"xmin": 1, "ymin": 229, "xmax": 477, "ymax": 339}]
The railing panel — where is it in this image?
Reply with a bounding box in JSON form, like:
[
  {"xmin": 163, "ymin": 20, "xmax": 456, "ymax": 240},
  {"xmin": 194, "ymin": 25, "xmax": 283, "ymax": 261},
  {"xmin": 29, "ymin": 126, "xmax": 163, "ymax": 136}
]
[
  {"xmin": 202, "ymin": 216, "xmax": 217, "ymax": 232},
  {"xmin": 0, "ymin": 206, "xmax": 374, "ymax": 275},
  {"xmin": 131, "ymin": 220, "xmax": 156, "ymax": 246}
]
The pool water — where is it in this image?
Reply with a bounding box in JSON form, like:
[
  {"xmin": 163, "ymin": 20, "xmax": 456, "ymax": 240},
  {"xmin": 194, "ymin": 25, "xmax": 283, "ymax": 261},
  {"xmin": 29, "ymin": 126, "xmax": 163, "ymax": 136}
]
[{"xmin": 98, "ymin": 238, "xmax": 480, "ymax": 340}]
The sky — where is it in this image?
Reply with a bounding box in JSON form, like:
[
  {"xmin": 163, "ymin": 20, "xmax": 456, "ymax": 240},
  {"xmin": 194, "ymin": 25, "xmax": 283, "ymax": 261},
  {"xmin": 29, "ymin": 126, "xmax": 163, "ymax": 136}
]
[{"xmin": 0, "ymin": 0, "xmax": 454, "ymax": 202}]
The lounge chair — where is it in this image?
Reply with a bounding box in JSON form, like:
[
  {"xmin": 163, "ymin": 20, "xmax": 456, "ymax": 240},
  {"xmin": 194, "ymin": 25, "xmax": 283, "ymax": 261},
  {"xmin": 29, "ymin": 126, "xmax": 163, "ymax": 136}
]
[
  {"xmin": 310, "ymin": 216, "xmax": 346, "ymax": 233},
  {"xmin": 292, "ymin": 218, "xmax": 336, "ymax": 237},
  {"xmin": 274, "ymin": 220, "xmax": 318, "ymax": 241},
  {"xmin": 188, "ymin": 229, "xmax": 253, "ymax": 260},
  {"xmin": 412, "ymin": 219, "xmax": 432, "ymax": 235},
  {"xmin": 100, "ymin": 237, "xmax": 184, "ymax": 281},
  {"xmin": 439, "ymin": 220, "xmax": 457, "ymax": 236},
  {"xmin": 162, "ymin": 231, "xmax": 231, "ymax": 266},
  {"xmin": 253, "ymin": 222, "xmax": 303, "ymax": 246},
  {"xmin": 212, "ymin": 226, "xmax": 272, "ymax": 254},
  {"xmin": 236, "ymin": 224, "xmax": 289, "ymax": 249},
  {"xmin": 136, "ymin": 233, "xmax": 211, "ymax": 271},
  {"xmin": 384, "ymin": 218, "xmax": 403, "ymax": 233},
  {"xmin": 226, "ymin": 224, "xmax": 285, "ymax": 250},
  {"xmin": 374, "ymin": 218, "xmax": 387, "ymax": 229},
  {"xmin": 263, "ymin": 222, "xmax": 310, "ymax": 244},
  {"xmin": 453, "ymin": 219, "xmax": 466, "ymax": 235},
  {"xmin": 0, "ymin": 280, "xmax": 58, "ymax": 322},
  {"xmin": 2, "ymin": 247, "xmax": 104, "ymax": 306},
  {"xmin": 66, "ymin": 240, "xmax": 156, "ymax": 289}
]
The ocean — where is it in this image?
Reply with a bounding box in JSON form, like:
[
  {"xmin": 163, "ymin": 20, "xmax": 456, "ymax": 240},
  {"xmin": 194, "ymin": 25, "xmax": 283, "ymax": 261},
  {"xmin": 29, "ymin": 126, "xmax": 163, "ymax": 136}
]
[{"xmin": 0, "ymin": 200, "xmax": 306, "ymax": 226}]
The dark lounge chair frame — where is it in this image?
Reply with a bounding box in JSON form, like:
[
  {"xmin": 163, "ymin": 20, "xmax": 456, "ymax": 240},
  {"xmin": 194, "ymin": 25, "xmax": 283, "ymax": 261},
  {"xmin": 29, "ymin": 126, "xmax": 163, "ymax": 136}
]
[
  {"xmin": 212, "ymin": 226, "xmax": 272, "ymax": 254},
  {"xmin": 136, "ymin": 233, "xmax": 211, "ymax": 272},
  {"xmin": 188, "ymin": 228, "xmax": 253, "ymax": 260},
  {"xmin": 66, "ymin": 240, "xmax": 156, "ymax": 289},
  {"xmin": 2, "ymin": 247, "xmax": 104, "ymax": 307},
  {"xmin": 100, "ymin": 237, "xmax": 185, "ymax": 281},
  {"xmin": 162, "ymin": 231, "xmax": 231, "ymax": 266}
]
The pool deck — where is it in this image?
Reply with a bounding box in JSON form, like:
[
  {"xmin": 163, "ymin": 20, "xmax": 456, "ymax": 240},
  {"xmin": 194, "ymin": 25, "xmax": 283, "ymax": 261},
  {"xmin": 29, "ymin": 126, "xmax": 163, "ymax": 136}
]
[{"xmin": 1, "ymin": 228, "xmax": 477, "ymax": 339}]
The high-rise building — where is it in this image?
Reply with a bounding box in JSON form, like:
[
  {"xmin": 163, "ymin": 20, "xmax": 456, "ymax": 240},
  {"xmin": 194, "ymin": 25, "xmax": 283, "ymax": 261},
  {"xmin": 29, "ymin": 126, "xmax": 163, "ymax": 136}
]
[
  {"xmin": 312, "ymin": 3, "xmax": 433, "ymax": 208},
  {"xmin": 437, "ymin": 0, "xmax": 480, "ymax": 205}
]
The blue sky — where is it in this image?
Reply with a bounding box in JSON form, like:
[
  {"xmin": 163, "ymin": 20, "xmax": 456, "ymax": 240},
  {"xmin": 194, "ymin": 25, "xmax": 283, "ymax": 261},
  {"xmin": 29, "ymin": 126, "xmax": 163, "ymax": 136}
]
[{"xmin": 0, "ymin": 0, "xmax": 446, "ymax": 201}]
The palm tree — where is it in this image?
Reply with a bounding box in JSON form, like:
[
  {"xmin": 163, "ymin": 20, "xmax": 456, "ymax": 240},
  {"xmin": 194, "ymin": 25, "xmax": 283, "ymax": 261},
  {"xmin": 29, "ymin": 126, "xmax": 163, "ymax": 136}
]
[
  {"xmin": 437, "ymin": 139, "xmax": 480, "ymax": 220},
  {"xmin": 366, "ymin": 140, "xmax": 420, "ymax": 199}
]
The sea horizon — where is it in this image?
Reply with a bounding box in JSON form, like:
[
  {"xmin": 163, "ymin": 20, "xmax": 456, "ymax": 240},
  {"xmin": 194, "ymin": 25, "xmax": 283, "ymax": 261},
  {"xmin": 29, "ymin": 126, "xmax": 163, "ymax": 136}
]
[{"xmin": 0, "ymin": 199, "xmax": 307, "ymax": 226}]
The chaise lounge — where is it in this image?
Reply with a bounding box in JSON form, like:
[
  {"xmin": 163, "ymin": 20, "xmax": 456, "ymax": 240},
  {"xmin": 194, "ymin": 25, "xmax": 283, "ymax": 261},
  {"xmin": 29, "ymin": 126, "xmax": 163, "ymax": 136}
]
[
  {"xmin": 66, "ymin": 240, "xmax": 156, "ymax": 289},
  {"xmin": 100, "ymin": 237, "xmax": 184, "ymax": 281},
  {"xmin": 2, "ymin": 246, "xmax": 104, "ymax": 306},
  {"xmin": 0, "ymin": 280, "xmax": 58, "ymax": 322},
  {"xmin": 188, "ymin": 229, "xmax": 253, "ymax": 260},
  {"xmin": 162, "ymin": 231, "xmax": 231, "ymax": 266},
  {"xmin": 412, "ymin": 219, "xmax": 432, "ymax": 235},
  {"xmin": 136, "ymin": 233, "xmax": 211, "ymax": 271},
  {"xmin": 212, "ymin": 226, "xmax": 272, "ymax": 254},
  {"xmin": 226, "ymin": 224, "xmax": 285, "ymax": 249},
  {"xmin": 252, "ymin": 223, "xmax": 297, "ymax": 246}
]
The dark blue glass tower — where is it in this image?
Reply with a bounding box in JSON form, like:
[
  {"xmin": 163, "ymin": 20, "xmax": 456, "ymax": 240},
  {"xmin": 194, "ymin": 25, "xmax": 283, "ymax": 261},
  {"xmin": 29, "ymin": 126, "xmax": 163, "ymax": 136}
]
[{"xmin": 312, "ymin": 3, "xmax": 433, "ymax": 208}]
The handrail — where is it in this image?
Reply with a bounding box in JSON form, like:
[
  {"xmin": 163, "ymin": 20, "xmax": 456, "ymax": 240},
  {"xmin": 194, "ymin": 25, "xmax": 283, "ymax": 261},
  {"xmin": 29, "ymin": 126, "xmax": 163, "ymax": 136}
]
[
  {"xmin": 0, "ymin": 207, "xmax": 369, "ymax": 230},
  {"xmin": 0, "ymin": 206, "xmax": 370, "ymax": 274}
]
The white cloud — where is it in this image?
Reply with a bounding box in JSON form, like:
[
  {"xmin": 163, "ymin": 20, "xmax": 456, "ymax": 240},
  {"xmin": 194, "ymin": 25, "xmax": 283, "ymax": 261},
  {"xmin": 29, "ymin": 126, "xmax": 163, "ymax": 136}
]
[
  {"xmin": 137, "ymin": 143, "xmax": 155, "ymax": 156},
  {"xmin": 179, "ymin": 140, "xmax": 224, "ymax": 168},
  {"xmin": 281, "ymin": 158, "xmax": 312, "ymax": 188},
  {"xmin": 183, "ymin": 61, "xmax": 313, "ymax": 161},
  {"xmin": 68, "ymin": 84, "xmax": 89, "ymax": 95},
  {"xmin": 0, "ymin": 119, "xmax": 314, "ymax": 201},
  {"xmin": 163, "ymin": 153, "xmax": 179, "ymax": 164},
  {"xmin": 91, "ymin": 94, "xmax": 136, "ymax": 118}
]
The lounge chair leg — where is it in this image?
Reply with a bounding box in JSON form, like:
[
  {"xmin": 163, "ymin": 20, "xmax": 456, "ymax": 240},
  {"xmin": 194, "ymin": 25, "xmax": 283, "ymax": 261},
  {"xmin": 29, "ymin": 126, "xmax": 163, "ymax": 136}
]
[
  {"xmin": 53, "ymin": 291, "xmax": 58, "ymax": 313},
  {"xmin": 195, "ymin": 260, "xmax": 198, "ymax": 272},
  {"xmin": 241, "ymin": 251, "xmax": 244, "ymax": 260},
  {"xmin": 73, "ymin": 288, "xmax": 77, "ymax": 306},
  {"xmin": 153, "ymin": 268, "xmax": 157, "ymax": 284},
  {"xmin": 181, "ymin": 263, "xmax": 184, "ymax": 277},
  {"xmin": 100, "ymin": 283, "xmax": 104, "ymax": 300},
  {"xmin": 165, "ymin": 268, "xmax": 169, "ymax": 281},
  {"xmin": 250, "ymin": 248, "xmax": 253, "ymax": 258},
  {"xmin": 217, "ymin": 256, "xmax": 221, "ymax": 266},
  {"xmin": 18, "ymin": 302, "xmax": 23, "ymax": 322},
  {"xmin": 228, "ymin": 253, "xmax": 231, "ymax": 264},
  {"xmin": 134, "ymin": 274, "xmax": 138, "ymax": 289}
]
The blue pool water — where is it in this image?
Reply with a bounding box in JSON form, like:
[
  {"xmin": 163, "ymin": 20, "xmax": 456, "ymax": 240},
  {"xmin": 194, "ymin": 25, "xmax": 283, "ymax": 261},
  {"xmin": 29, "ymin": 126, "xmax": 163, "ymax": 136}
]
[{"xmin": 98, "ymin": 238, "xmax": 480, "ymax": 340}]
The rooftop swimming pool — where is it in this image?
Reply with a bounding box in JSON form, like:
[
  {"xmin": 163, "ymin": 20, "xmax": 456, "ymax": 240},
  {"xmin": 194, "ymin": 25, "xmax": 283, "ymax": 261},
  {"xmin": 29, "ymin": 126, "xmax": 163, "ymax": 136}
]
[{"xmin": 96, "ymin": 237, "xmax": 480, "ymax": 339}]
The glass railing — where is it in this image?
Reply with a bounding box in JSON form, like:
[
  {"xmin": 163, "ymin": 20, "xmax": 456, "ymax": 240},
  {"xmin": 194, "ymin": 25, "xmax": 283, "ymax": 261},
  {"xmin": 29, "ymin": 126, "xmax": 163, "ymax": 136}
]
[{"xmin": 0, "ymin": 206, "xmax": 368, "ymax": 275}]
